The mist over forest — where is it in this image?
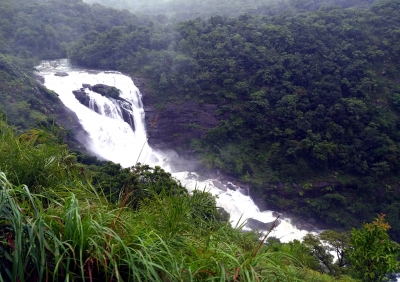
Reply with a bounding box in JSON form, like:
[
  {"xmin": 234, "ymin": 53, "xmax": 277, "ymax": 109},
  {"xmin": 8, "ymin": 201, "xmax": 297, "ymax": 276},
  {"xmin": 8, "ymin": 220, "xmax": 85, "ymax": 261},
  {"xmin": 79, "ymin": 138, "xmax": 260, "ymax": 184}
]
[
  {"xmin": 82, "ymin": 0, "xmax": 378, "ymax": 20},
  {"xmin": 0, "ymin": 0, "xmax": 399, "ymax": 280}
]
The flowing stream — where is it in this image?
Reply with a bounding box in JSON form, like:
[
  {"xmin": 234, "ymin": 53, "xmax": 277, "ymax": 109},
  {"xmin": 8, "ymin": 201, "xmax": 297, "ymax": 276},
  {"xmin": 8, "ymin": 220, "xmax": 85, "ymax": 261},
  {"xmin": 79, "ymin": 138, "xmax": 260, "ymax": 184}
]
[{"xmin": 36, "ymin": 59, "xmax": 317, "ymax": 243}]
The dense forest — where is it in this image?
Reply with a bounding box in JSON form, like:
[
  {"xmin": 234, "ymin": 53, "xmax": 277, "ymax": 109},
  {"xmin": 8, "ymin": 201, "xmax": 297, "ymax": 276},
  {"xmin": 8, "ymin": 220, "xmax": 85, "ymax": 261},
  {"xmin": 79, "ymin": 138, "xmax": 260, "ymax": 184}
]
[
  {"xmin": 67, "ymin": 0, "xmax": 400, "ymax": 240},
  {"xmin": 0, "ymin": 0, "xmax": 399, "ymax": 279},
  {"xmin": 0, "ymin": 0, "xmax": 152, "ymax": 61}
]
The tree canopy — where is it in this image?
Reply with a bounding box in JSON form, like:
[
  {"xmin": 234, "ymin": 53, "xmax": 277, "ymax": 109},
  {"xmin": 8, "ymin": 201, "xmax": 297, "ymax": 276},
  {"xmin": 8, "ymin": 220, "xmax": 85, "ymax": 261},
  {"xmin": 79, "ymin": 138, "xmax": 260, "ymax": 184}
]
[{"xmin": 68, "ymin": 0, "xmax": 400, "ymax": 239}]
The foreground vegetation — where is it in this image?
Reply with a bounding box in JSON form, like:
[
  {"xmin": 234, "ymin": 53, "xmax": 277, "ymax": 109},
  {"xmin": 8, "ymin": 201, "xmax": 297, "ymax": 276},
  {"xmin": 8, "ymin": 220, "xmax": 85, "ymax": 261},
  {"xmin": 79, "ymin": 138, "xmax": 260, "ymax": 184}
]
[
  {"xmin": 1, "ymin": 118, "xmax": 380, "ymax": 281},
  {"xmin": 0, "ymin": 0, "xmax": 399, "ymax": 267}
]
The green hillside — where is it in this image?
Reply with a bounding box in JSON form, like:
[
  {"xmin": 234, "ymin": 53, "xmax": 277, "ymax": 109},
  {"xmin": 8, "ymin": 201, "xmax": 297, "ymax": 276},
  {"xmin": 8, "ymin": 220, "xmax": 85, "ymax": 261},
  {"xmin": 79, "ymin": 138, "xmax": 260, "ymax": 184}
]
[
  {"xmin": 0, "ymin": 0, "xmax": 151, "ymax": 133},
  {"xmin": 1, "ymin": 0, "xmax": 400, "ymax": 241},
  {"xmin": 0, "ymin": 113, "xmax": 370, "ymax": 281},
  {"xmin": 68, "ymin": 0, "xmax": 400, "ymax": 240},
  {"xmin": 0, "ymin": 0, "xmax": 399, "ymax": 279}
]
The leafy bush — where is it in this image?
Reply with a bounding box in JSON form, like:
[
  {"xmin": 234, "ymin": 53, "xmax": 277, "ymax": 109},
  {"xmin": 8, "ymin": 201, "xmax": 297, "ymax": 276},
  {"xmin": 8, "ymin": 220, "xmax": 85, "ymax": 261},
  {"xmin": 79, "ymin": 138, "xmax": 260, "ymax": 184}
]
[{"xmin": 348, "ymin": 214, "xmax": 400, "ymax": 281}]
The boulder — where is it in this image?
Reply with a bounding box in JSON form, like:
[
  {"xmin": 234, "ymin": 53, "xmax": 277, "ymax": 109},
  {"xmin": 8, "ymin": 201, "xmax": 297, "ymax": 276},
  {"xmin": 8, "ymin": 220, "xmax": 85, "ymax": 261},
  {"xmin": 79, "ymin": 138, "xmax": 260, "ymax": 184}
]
[
  {"xmin": 54, "ymin": 72, "xmax": 69, "ymax": 77},
  {"xmin": 91, "ymin": 84, "xmax": 120, "ymax": 99},
  {"xmin": 72, "ymin": 89, "xmax": 90, "ymax": 107},
  {"xmin": 239, "ymin": 187, "xmax": 250, "ymax": 196},
  {"xmin": 72, "ymin": 89, "xmax": 100, "ymax": 113}
]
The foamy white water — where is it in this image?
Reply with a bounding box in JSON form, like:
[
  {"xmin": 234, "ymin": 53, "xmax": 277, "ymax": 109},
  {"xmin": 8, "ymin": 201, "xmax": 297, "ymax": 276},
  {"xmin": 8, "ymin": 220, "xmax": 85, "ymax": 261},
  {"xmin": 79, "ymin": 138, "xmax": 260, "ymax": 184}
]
[
  {"xmin": 37, "ymin": 59, "xmax": 317, "ymax": 242},
  {"xmin": 36, "ymin": 60, "xmax": 154, "ymax": 168},
  {"xmin": 174, "ymin": 172, "xmax": 315, "ymax": 242}
]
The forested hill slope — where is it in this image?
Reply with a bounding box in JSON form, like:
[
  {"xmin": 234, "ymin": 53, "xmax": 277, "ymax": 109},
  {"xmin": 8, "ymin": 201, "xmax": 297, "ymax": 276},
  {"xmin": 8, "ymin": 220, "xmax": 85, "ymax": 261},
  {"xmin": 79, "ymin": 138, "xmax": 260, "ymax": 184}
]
[
  {"xmin": 0, "ymin": 0, "xmax": 398, "ymax": 279},
  {"xmin": 0, "ymin": 53, "xmax": 80, "ymax": 135},
  {"xmin": 1, "ymin": 0, "xmax": 400, "ymax": 240},
  {"xmin": 68, "ymin": 0, "xmax": 400, "ymax": 239},
  {"xmin": 0, "ymin": 0, "xmax": 151, "ymax": 63},
  {"xmin": 0, "ymin": 0, "xmax": 153, "ymax": 132}
]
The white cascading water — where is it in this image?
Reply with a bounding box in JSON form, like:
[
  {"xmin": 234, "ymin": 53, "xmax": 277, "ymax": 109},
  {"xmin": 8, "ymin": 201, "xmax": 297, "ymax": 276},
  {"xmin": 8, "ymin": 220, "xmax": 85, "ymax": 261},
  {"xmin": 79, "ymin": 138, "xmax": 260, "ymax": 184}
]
[
  {"xmin": 37, "ymin": 60, "xmax": 151, "ymax": 168},
  {"xmin": 36, "ymin": 59, "xmax": 317, "ymax": 243}
]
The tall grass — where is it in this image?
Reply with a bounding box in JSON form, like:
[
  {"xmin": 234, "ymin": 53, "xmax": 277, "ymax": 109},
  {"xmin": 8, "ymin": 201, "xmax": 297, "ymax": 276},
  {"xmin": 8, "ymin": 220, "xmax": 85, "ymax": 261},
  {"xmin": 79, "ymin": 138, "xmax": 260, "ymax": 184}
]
[
  {"xmin": 0, "ymin": 118, "xmax": 359, "ymax": 281},
  {"xmin": 0, "ymin": 172, "xmax": 53, "ymax": 281},
  {"xmin": 0, "ymin": 118, "xmax": 78, "ymax": 193}
]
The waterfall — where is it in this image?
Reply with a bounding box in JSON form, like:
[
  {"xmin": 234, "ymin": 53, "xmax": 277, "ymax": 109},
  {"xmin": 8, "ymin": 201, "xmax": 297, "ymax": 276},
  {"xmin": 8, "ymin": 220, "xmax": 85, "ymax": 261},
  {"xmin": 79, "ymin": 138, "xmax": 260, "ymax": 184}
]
[
  {"xmin": 37, "ymin": 60, "xmax": 151, "ymax": 168},
  {"xmin": 36, "ymin": 59, "xmax": 317, "ymax": 242}
]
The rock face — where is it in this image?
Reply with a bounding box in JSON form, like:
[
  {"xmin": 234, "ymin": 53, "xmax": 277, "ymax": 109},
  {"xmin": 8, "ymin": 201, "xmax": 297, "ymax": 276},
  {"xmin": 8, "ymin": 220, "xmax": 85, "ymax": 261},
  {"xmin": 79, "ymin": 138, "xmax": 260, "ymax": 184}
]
[
  {"xmin": 135, "ymin": 76, "xmax": 226, "ymax": 172},
  {"xmin": 132, "ymin": 74, "xmax": 225, "ymax": 152},
  {"xmin": 142, "ymin": 95, "xmax": 221, "ymax": 153},
  {"xmin": 73, "ymin": 89, "xmax": 90, "ymax": 107}
]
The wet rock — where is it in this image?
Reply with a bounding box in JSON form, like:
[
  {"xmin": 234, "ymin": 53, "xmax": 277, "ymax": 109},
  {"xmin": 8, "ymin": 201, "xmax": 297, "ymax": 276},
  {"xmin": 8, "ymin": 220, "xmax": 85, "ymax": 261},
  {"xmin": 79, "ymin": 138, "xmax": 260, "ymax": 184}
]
[
  {"xmin": 121, "ymin": 108, "xmax": 135, "ymax": 130},
  {"xmin": 54, "ymin": 72, "xmax": 69, "ymax": 77},
  {"xmin": 91, "ymin": 84, "xmax": 120, "ymax": 99},
  {"xmin": 34, "ymin": 73, "xmax": 45, "ymax": 84},
  {"xmin": 185, "ymin": 172, "xmax": 198, "ymax": 181},
  {"xmin": 112, "ymin": 99, "xmax": 135, "ymax": 131},
  {"xmin": 72, "ymin": 90, "xmax": 99, "ymax": 113},
  {"xmin": 212, "ymin": 180, "xmax": 227, "ymax": 191},
  {"xmin": 239, "ymin": 187, "xmax": 250, "ymax": 196},
  {"xmin": 72, "ymin": 89, "xmax": 90, "ymax": 107},
  {"xmin": 72, "ymin": 87, "xmax": 135, "ymax": 131},
  {"xmin": 226, "ymin": 183, "xmax": 236, "ymax": 191},
  {"xmin": 246, "ymin": 218, "xmax": 281, "ymax": 231}
]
